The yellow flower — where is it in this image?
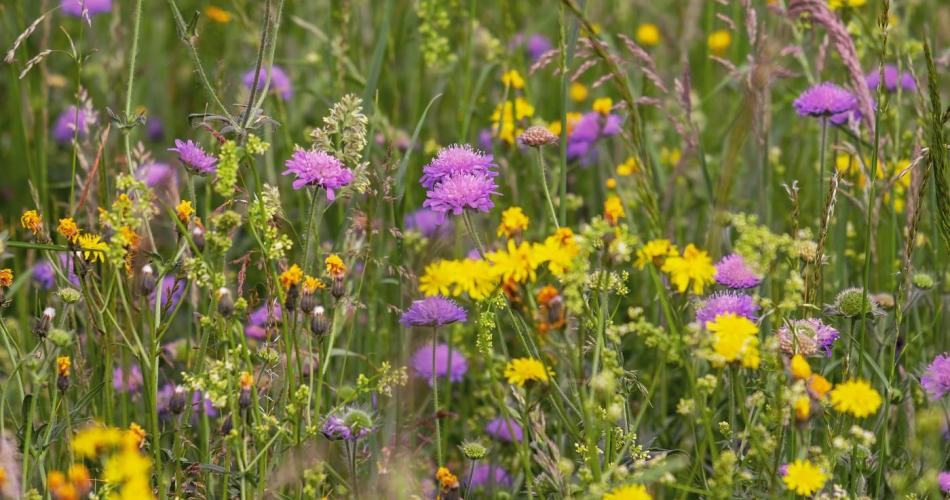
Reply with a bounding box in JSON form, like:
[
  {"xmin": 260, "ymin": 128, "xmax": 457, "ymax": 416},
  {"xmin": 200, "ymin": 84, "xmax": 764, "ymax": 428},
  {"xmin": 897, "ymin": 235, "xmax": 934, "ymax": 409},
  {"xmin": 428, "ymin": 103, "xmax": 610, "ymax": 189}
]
[
  {"xmin": 616, "ymin": 157, "xmax": 638, "ymax": 176},
  {"xmin": 0, "ymin": 269, "xmax": 12, "ymax": 288},
  {"xmin": 707, "ymin": 29, "xmax": 732, "ymax": 54},
  {"xmin": 57, "ymin": 356, "xmax": 71, "ymax": 377},
  {"xmin": 57, "ymin": 218, "xmax": 80, "ymax": 243},
  {"xmin": 593, "ymin": 97, "xmax": 613, "ymax": 115},
  {"xmin": 175, "ymin": 200, "xmax": 195, "ymax": 223},
  {"xmin": 660, "ymin": 244, "xmax": 716, "ymax": 294},
  {"xmin": 239, "ymin": 371, "xmax": 254, "ymax": 390},
  {"xmin": 325, "ymin": 254, "xmax": 346, "ymax": 278},
  {"xmin": 204, "ymin": 5, "xmax": 232, "ymax": 23},
  {"xmin": 504, "ymin": 357, "xmax": 550, "ymax": 386},
  {"xmin": 659, "ymin": 147, "xmax": 681, "ymax": 167},
  {"xmin": 636, "ymin": 23, "xmax": 661, "ymax": 47},
  {"xmin": 419, "ymin": 259, "xmax": 457, "ymax": 296},
  {"xmin": 829, "ymin": 0, "xmax": 866, "ymax": 9},
  {"xmin": 604, "ymin": 195, "xmax": 625, "ymax": 224},
  {"xmin": 570, "ymin": 82, "xmax": 589, "ymax": 102},
  {"xmin": 501, "ymin": 69, "xmax": 525, "ymax": 89},
  {"xmin": 21, "ymin": 209, "xmax": 42, "ymax": 234},
  {"xmin": 604, "ymin": 483, "xmax": 653, "ymax": 500},
  {"xmin": 535, "ymin": 228, "xmax": 580, "ymax": 276},
  {"xmin": 453, "ymin": 258, "xmax": 499, "ymax": 300},
  {"xmin": 303, "ymin": 276, "xmax": 325, "ymax": 294},
  {"xmin": 605, "ymin": 177, "xmax": 617, "ymax": 190},
  {"xmin": 790, "ymin": 354, "xmax": 811, "ymax": 380},
  {"xmin": 707, "ymin": 313, "xmax": 760, "ymax": 369},
  {"xmin": 491, "ymin": 97, "xmax": 535, "ymax": 144},
  {"xmin": 68, "ymin": 463, "xmax": 91, "ymax": 492},
  {"xmin": 497, "ymin": 207, "xmax": 530, "ymax": 238},
  {"xmin": 793, "ymin": 397, "xmax": 810, "ymax": 421},
  {"xmin": 782, "ymin": 459, "xmax": 828, "ymax": 496},
  {"xmin": 547, "ymin": 112, "xmax": 582, "ymax": 137},
  {"xmin": 486, "ymin": 240, "xmax": 543, "ymax": 284},
  {"xmin": 436, "ymin": 466, "xmax": 459, "ymax": 490},
  {"xmin": 128, "ymin": 423, "xmax": 146, "ymax": 449},
  {"xmin": 829, "ymin": 379, "xmax": 882, "ymax": 418},
  {"xmin": 77, "ymin": 233, "xmax": 107, "ymax": 263},
  {"xmin": 808, "ymin": 374, "xmax": 832, "ymax": 399},
  {"xmin": 279, "ymin": 264, "xmax": 303, "ymax": 290},
  {"xmin": 635, "ymin": 239, "xmax": 678, "ymax": 269}
]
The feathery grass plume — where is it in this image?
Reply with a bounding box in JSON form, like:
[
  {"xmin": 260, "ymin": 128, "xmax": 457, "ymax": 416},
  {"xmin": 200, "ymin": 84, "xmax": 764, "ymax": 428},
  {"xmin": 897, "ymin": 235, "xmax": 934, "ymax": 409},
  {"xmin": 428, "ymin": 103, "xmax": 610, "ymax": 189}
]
[
  {"xmin": 923, "ymin": 39, "xmax": 950, "ymax": 254},
  {"xmin": 309, "ymin": 94, "xmax": 369, "ymax": 195}
]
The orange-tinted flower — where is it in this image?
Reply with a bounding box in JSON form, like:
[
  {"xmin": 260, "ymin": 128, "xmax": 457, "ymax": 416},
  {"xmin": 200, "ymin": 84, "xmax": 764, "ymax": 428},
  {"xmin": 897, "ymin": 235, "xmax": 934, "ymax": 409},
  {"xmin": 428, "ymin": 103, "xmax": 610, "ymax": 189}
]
[
  {"xmin": 57, "ymin": 218, "xmax": 80, "ymax": 242},
  {"xmin": 0, "ymin": 269, "xmax": 12, "ymax": 288},
  {"xmin": 21, "ymin": 209, "xmax": 43, "ymax": 234},
  {"xmin": 325, "ymin": 254, "xmax": 346, "ymax": 278}
]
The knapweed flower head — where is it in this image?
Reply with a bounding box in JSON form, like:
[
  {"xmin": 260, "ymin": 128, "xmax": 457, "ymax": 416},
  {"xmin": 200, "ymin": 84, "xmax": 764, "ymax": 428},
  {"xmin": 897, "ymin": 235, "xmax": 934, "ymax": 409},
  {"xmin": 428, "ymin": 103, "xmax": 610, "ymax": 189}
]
[
  {"xmin": 714, "ymin": 253, "xmax": 762, "ymax": 289},
  {"xmin": 484, "ymin": 417, "xmax": 523, "ymax": 442},
  {"xmin": 782, "ymin": 459, "xmax": 828, "ymax": 496},
  {"xmin": 169, "ymin": 139, "xmax": 218, "ymax": 175},
  {"xmin": 243, "ymin": 65, "xmax": 293, "ymax": 100},
  {"xmin": 635, "ymin": 239, "xmax": 678, "ymax": 269},
  {"xmin": 661, "ymin": 244, "xmax": 716, "ymax": 295},
  {"xmin": 282, "ymin": 149, "xmax": 354, "ymax": 201},
  {"xmin": 794, "ymin": 82, "xmax": 858, "ymax": 118},
  {"xmin": 400, "ymin": 296, "xmax": 467, "ymax": 327},
  {"xmin": 777, "ymin": 318, "xmax": 839, "ymax": 357},
  {"xmin": 504, "ymin": 357, "xmax": 551, "ymax": 386},
  {"xmin": 410, "ymin": 342, "xmax": 468, "ymax": 385},
  {"xmin": 866, "ymin": 64, "xmax": 916, "ymax": 93},
  {"xmin": 829, "ymin": 379, "xmax": 882, "ymax": 418},
  {"xmin": 707, "ymin": 313, "xmax": 761, "ymax": 369},
  {"xmin": 321, "ymin": 408, "xmax": 373, "ymax": 441},
  {"xmin": 61, "ymin": 0, "xmax": 112, "ymax": 16},
  {"xmin": 603, "ymin": 484, "xmax": 653, "ymax": 500},
  {"xmin": 420, "ymin": 144, "xmax": 497, "ymax": 190},
  {"xmin": 53, "ymin": 106, "xmax": 96, "ymax": 143},
  {"xmin": 497, "ymin": 207, "xmax": 529, "ymax": 238},
  {"xmin": 921, "ymin": 353, "xmax": 950, "ymax": 400}
]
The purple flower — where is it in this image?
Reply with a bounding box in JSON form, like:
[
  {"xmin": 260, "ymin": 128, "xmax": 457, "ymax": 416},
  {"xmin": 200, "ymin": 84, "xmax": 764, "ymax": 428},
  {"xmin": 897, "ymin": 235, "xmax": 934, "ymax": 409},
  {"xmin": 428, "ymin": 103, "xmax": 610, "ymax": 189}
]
[
  {"xmin": 52, "ymin": 106, "xmax": 95, "ymax": 144},
  {"xmin": 695, "ymin": 291, "xmax": 759, "ymax": 326},
  {"xmin": 150, "ymin": 276, "xmax": 186, "ymax": 310},
  {"xmin": 422, "ymin": 172, "xmax": 499, "ymax": 215},
  {"xmin": 61, "ymin": 0, "xmax": 112, "ymax": 17},
  {"xmin": 939, "ymin": 471, "xmax": 950, "ymax": 493},
  {"xmin": 478, "ymin": 128, "xmax": 494, "ymax": 152},
  {"xmin": 404, "ymin": 208, "xmax": 451, "ymax": 239},
  {"xmin": 566, "ymin": 112, "xmax": 622, "ymax": 165},
  {"xmin": 147, "ymin": 118, "xmax": 165, "ymax": 142},
  {"xmin": 282, "ymin": 149, "xmax": 354, "ymax": 201},
  {"xmin": 242, "ymin": 66, "xmax": 293, "ymax": 101},
  {"xmin": 169, "ymin": 139, "xmax": 218, "ymax": 175},
  {"xmin": 410, "ymin": 342, "xmax": 468, "ymax": 385},
  {"xmin": 321, "ymin": 408, "xmax": 374, "ymax": 441},
  {"xmin": 866, "ymin": 64, "xmax": 916, "ymax": 93},
  {"xmin": 714, "ymin": 254, "xmax": 762, "ymax": 289},
  {"xmin": 777, "ymin": 318, "xmax": 839, "ymax": 357},
  {"xmin": 32, "ymin": 254, "xmax": 80, "ymax": 289},
  {"xmin": 113, "ymin": 365, "xmax": 144, "ymax": 394},
  {"xmin": 793, "ymin": 82, "xmax": 858, "ymax": 118},
  {"xmin": 921, "ymin": 353, "xmax": 950, "ymax": 401},
  {"xmin": 245, "ymin": 301, "xmax": 282, "ymax": 340},
  {"xmin": 467, "ymin": 464, "xmax": 512, "ymax": 489},
  {"xmin": 420, "ymin": 145, "xmax": 497, "ymax": 190},
  {"xmin": 400, "ymin": 296, "xmax": 467, "ymax": 327},
  {"xmin": 485, "ymin": 417, "xmax": 523, "ymax": 443},
  {"xmin": 157, "ymin": 384, "xmax": 218, "ymax": 422},
  {"xmin": 511, "ymin": 33, "xmax": 553, "ymax": 62},
  {"xmin": 137, "ymin": 162, "xmax": 177, "ymax": 189}
]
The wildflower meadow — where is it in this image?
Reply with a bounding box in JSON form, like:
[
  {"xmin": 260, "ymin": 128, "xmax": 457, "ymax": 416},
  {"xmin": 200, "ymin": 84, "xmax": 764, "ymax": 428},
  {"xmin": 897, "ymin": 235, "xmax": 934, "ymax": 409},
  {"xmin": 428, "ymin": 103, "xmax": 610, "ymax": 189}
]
[{"xmin": 2, "ymin": 0, "xmax": 950, "ymax": 498}]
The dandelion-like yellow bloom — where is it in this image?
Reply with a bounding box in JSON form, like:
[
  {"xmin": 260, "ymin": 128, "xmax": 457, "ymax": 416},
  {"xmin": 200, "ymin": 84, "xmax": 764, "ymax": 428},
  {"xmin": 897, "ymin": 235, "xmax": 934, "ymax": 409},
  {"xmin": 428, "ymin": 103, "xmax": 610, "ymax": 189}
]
[
  {"xmin": 782, "ymin": 459, "xmax": 828, "ymax": 496},
  {"xmin": 486, "ymin": 240, "xmax": 542, "ymax": 284},
  {"xmin": 604, "ymin": 195, "xmax": 625, "ymax": 225},
  {"xmin": 57, "ymin": 356, "xmax": 71, "ymax": 377},
  {"xmin": 790, "ymin": 354, "xmax": 811, "ymax": 380},
  {"xmin": 547, "ymin": 112, "xmax": 582, "ymax": 138},
  {"xmin": 452, "ymin": 258, "xmax": 499, "ymax": 300},
  {"xmin": 204, "ymin": 5, "xmax": 232, "ymax": 23},
  {"xmin": 636, "ymin": 23, "xmax": 661, "ymax": 47},
  {"xmin": 57, "ymin": 218, "xmax": 80, "ymax": 243},
  {"xmin": 793, "ymin": 397, "xmax": 810, "ymax": 421},
  {"xmin": 279, "ymin": 264, "xmax": 303, "ymax": 290},
  {"xmin": 616, "ymin": 157, "xmax": 638, "ymax": 176},
  {"xmin": 829, "ymin": 379, "xmax": 882, "ymax": 418},
  {"xmin": 77, "ymin": 233, "xmax": 107, "ymax": 263},
  {"xmin": 604, "ymin": 483, "xmax": 653, "ymax": 500},
  {"xmin": 491, "ymin": 97, "xmax": 535, "ymax": 144},
  {"xmin": 535, "ymin": 228, "xmax": 579, "ymax": 276},
  {"xmin": 501, "ymin": 69, "xmax": 525, "ymax": 89},
  {"xmin": 128, "ymin": 423, "xmax": 146, "ymax": 449},
  {"xmin": 707, "ymin": 313, "xmax": 760, "ymax": 369},
  {"xmin": 325, "ymin": 254, "xmax": 346, "ymax": 278},
  {"xmin": 497, "ymin": 207, "xmax": 530, "ymax": 238},
  {"xmin": 303, "ymin": 276, "xmax": 324, "ymax": 294},
  {"xmin": 175, "ymin": 200, "xmax": 195, "ymax": 223},
  {"xmin": 635, "ymin": 239, "xmax": 678, "ymax": 269},
  {"xmin": 419, "ymin": 259, "xmax": 457, "ymax": 297},
  {"xmin": 808, "ymin": 374, "xmax": 832, "ymax": 399},
  {"xmin": 593, "ymin": 97, "xmax": 613, "ymax": 115},
  {"xmin": 0, "ymin": 269, "xmax": 12, "ymax": 288},
  {"xmin": 570, "ymin": 82, "xmax": 588, "ymax": 102},
  {"xmin": 21, "ymin": 209, "xmax": 42, "ymax": 234},
  {"xmin": 239, "ymin": 371, "xmax": 254, "ymax": 390},
  {"xmin": 661, "ymin": 244, "xmax": 716, "ymax": 294},
  {"xmin": 504, "ymin": 357, "xmax": 550, "ymax": 386},
  {"xmin": 707, "ymin": 29, "xmax": 732, "ymax": 54}
]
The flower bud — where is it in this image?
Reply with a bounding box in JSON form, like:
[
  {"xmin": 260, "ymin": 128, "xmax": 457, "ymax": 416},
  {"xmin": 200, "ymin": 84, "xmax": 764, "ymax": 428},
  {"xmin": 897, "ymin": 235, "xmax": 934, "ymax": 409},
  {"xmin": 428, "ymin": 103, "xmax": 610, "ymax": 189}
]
[
  {"xmin": 33, "ymin": 307, "xmax": 55, "ymax": 338},
  {"xmin": 310, "ymin": 306, "xmax": 329, "ymax": 337},
  {"xmin": 140, "ymin": 264, "xmax": 157, "ymax": 295},
  {"xmin": 191, "ymin": 225, "xmax": 205, "ymax": 252},
  {"xmin": 216, "ymin": 288, "xmax": 234, "ymax": 317},
  {"xmin": 331, "ymin": 276, "xmax": 345, "ymax": 299},
  {"xmin": 169, "ymin": 386, "xmax": 187, "ymax": 415}
]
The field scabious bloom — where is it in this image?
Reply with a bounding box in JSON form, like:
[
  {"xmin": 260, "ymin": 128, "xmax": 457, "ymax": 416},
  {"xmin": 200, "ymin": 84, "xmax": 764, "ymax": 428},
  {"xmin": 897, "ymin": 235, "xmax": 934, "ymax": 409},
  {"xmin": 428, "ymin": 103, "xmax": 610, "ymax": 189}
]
[
  {"xmin": 411, "ymin": 343, "xmax": 467, "ymax": 385},
  {"xmin": 504, "ymin": 357, "xmax": 550, "ymax": 386},
  {"xmin": 695, "ymin": 292, "xmax": 759, "ymax": 325},
  {"xmin": 485, "ymin": 417, "xmax": 523, "ymax": 442},
  {"xmin": 400, "ymin": 296, "xmax": 467, "ymax": 327},
  {"xmin": 829, "ymin": 379, "xmax": 881, "ymax": 418},
  {"xmin": 782, "ymin": 459, "xmax": 828, "ymax": 496},
  {"xmin": 243, "ymin": 66, "xmax": 293, "ymax": 100},
  {"xmin": 866, "ymin": 64, "xmax": 916, "ymax": 92},
  {"xmin": 706, "ymin": 313, "xmax": 760, "ymax": 369},
  {"xmin": 169, "ymin": 139, "xmax": 217, "ymax": 175},
  {"xmin": 421, "ymin": 145, "xmax": 499, "ymax": 216},
  {"xmin": 714, "ymin": 253, "xmax": 761, "ymax": 289},
  {"xmin": 566, "ymin": 108, "xmax": 622, "ymax": 164},
  {"xmin": 467, "ymin": 464, "xmax": 512, "ymax": 488},
  {"xmin": 61, "ymin": 0, "xmax": 112, "ymax": 16},
  {"xmin": 420, "ymin": 145, "xmax": 497, "ymax": 189},
  {"xmin": 793, "ymin": 82, "xmax": 858, "ymax": 121},
  {"xmin": 661, "ymin": 244, "xmax": 716, "ymax": 295},
  {"xmin": 53, "ymin": 106, "xmax": 95, "ymax": 143},
  {"xmin": 921, "ymin": 353, "xmax": 950, "ymax": 400},
  {"xmin": 282, "ymin": 149, "xmax": 354, "ymax": 201},
  {"xmin": 777, "ymin": 318, "xmax": 839, "ymax": 357}
]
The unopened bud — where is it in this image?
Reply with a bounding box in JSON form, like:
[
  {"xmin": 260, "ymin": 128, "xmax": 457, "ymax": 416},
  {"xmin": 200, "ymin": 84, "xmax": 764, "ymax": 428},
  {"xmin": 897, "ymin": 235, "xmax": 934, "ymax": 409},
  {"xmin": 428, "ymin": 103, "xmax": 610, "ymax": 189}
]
[{"xmin": 216, "ymin": 288, "xmax": 234, "ymax": 317}]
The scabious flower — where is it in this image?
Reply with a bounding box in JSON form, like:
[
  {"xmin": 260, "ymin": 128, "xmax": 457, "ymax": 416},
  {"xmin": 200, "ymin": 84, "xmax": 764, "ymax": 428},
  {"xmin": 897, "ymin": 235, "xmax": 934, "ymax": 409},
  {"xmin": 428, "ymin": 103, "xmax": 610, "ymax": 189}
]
[
  {"xmin": 829, "ymin": 379, "xmax": 882, "ymax": 418},
  {"xmin": 420, "ymin": 145, "xmax": 497, "ymax": 189},
  {"xmin": 321, "ymin": 408, "xmax": 373, "ymax": 441},
  {"xmin": 421, "ymin": 146, "xmax": 500, "ymax": 215},
  {"xmin": 53, "ymin": 106, "xmax": 95, "ymax": 143},
  {"xmin": 504, "ymin": 357, "xmax": 550, "ymax": 386},
  {"xmin": 866, "ymin": 64, "xmax": 916, "ymax": 93},
  {"xmin": 467, "ymin": 464, "xmax": 512, "ymax": 489},
  {"xmin": 400, "ymin": 296, "xmax": 467, "ymax": 327},
  {"xmin": 714, "ymin": 253, "xmax": 762, "ymax": 289},
  {"xmin": 136, "ymin": 162, "xmax": 177, "ymax": 189},
  {"xmin": 242, "ymin": 66, "xmax": 293, "ymax": 100},
  {"xmin": 603, "ymin": 484, "xmax": 653, "ymax": 500},
  {"xmin": 939, "ymin": 471, "xmax": 950, "ymax": 493},
  {"xmin": 782, "ymin": 459, "xmax": 828, "ymax": 496},
  {"xmin": 497, "ymin": 207, "xmax": 529, "ymax": 238},
  {"xmin": 245, "ymin": 301, "xmax": 281, "ymax": 340},
  {"xmin": 113, "ymin": 365, "xmax": 144, "ymax": 394},
  {"xmin": 511, "ymin": 33, "xmax": 553, "ymax": 62},
  {"xmin": 794, "ymin": 82, "xmax": 858, "ymax": 119},
  {"xmin": 707, "ymin": 313, "xmax": 761, "ymax": 369},
  {"xmin": 169, "ymin": 139, "xmax": 218, "ymax": 175},
  {"xmin": 33, "ymin": 255, "xmax": 81, "ymax": 289},
  {"xmin": 282, "ymin": 149, "xmax": 354, "ymax": 201},
  {"xmin": 662, "ymin": 244, "xmax": 716, "ymax": 295},
  {"xmin": 921, "ymin": 353, "xmax": 950, "ymax": 400},
  {"xmin": 484, "ymin": 417, "xmax": 523, "ymax": 442},
  {"xmin": 149, "ymin": 276, "xmax": 186, "ymax": 311},
  {"xmin": 566, "ymin": 110, "xmax": 622, "ymax": 165},
  {"xmin": 777, "ymin": 318, "xmax": 839, "ymax": 357},
  {"xmin": 404, "ymin": 208, "xmax": 451, "ymax": 239},
  {"xmin": 410, "ymin": 342, "xmax": 468, "ymax": 385},
  {"xmin": 61, "ymin": 0, "xmax": 112, "ymax": 17}
]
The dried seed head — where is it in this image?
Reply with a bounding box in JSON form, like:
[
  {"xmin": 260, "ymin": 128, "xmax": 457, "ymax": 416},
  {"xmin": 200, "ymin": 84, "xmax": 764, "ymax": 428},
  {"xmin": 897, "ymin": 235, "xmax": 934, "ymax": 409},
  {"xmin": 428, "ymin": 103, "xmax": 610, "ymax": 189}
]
[{"xmin": 518, "ymin": 126, "xmax": 558, "ymax": 147}]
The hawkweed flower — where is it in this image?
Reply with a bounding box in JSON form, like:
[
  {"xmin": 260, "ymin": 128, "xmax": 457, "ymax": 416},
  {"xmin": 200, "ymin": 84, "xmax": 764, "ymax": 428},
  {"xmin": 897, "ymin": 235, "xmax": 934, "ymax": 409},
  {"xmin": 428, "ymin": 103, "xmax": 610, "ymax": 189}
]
[
  {"xmin": 782, "ymin": 459, "xmax": 828, "ymax": 496},
  {"xmin": 793, "ymin": 82, "xmax": 858, "ymax": 118},
  {"xmin": 504, "ymin": 357, "xmax": 551, "ymax": 387},
  {"xmin": 56, "ymin": 356, "xmax": 71, "ymax": 391},
  {"xmin": 661, "ymin": 244, "xmax": 716, "ymax": 295},
  {"xmin": 310, "ymin": 305, "xmax": 329, "ymax": 336},
  {"xmin": 486, "ymin": 240, "xmax": 542, "ymax": 284},
  {"xmin": 300, "ymin": 276, "xmax": 324, "ymax": 312},
  {"xmin": 707, "ymin": 29, "xmax": 732, "ymax": 54},
  {"xmin": 61, "ymin": 0, "xmax": 112, "ymax": 16},
  {"xmin": 467, "ymin": 464, "xmax": 512, "ymax": 489},
  {"xmin": 866, "ymin": 64, "xmax": 916, "ymax": 93},
  {"xmin": 604, "ymin": 484, "xmax": 652, "ymax": 500},
  {"xmin": 238, "ymin": 371, "xmax": 253, "ymax": 409},
  {"xmin": 789, "ymin": 354, "xmax": 811, "ymax": 381},
  {"xmin": 635, "ymin": 239, "xmax": 678, "ymax": 269},
  {"xmin": 0, "ymin": 269, "xmax": 12, "ymax": 289},
  {"xmin": 436, "ymin": 466, "xmax": 461, "ymax": 497},
  {"xmin": 282, "ymin": 149, "xmax": 354, "ymax": 201},
  {"xmin": 169, "ymin": 139, "xmax": 218, "ymax": 175},
  {"xmin": 400, "ymin": 296, "xmax": 467, "ymax": 327},
  {"xmin": 279, "ymin": 264, "xmax": 303, "ymax": 309},
  {"xmin": 325, "ymin": 254, "xmax": 347, "ymax": 298},
  {"xmin": 57, "ymin": 218, "xmax": 81, "ymax": 244},
  {"xmin": 604, "ymin": 195, "xmax": 625, "ymax": 225},
  {"xmin": 921, "ymin": 353, "xmax": 950, "ymax": 400},
  {"xmin": 807, "ymin": 374, "xmax": 832, "ymax": 400},
  {"xmin": 777, "ymin": 318, "xmax": 839, "ymax": 357},
  {"xmin": 829, "ymin": 379, "xmax": 882, "ymax": 418},
  {"xmin": 20, "ymin": 209, "xmax": 45, "ymax": 239},
  {"xmin": 497, "ymin": 207, "xmax": 529, "ymax": 239},
  {"xmin": 411, "ymin": 342, "xmax": 468, "ymax": 385},
  {"xmin": 636, "ymin": 23, "xmax": 661, "ymax": 46},
  {"xmin": 484, "ymin": 417, "xmax": 522, "ymax": 442},
  {"xmin": 707, "ymin": 313, "xmax": 761, "ymax": 369},
  {"xmin": 175, "ymin": 200, "xmax": 194, "ymax": 224},
  {"xmin": 714, "ymin": 253, "xmax": 762, "ymax": 289},
  {"xmin": 76, "ymin": 233, "xmax": 107, "ymax": 264},
  {"xmin": 536, "ymin": 285, "xmax": 565, "ymax": 334},
  {"xmin": 243, "ymin": 65, "xmax": 293, "ymax": 100},
  {"xmin": 52, "ymin": 106, "xmax": 96, "ymax": 143},
  {"xmin": 128, "ymin": 423, "xmax": 146, "ymax": 449}
]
